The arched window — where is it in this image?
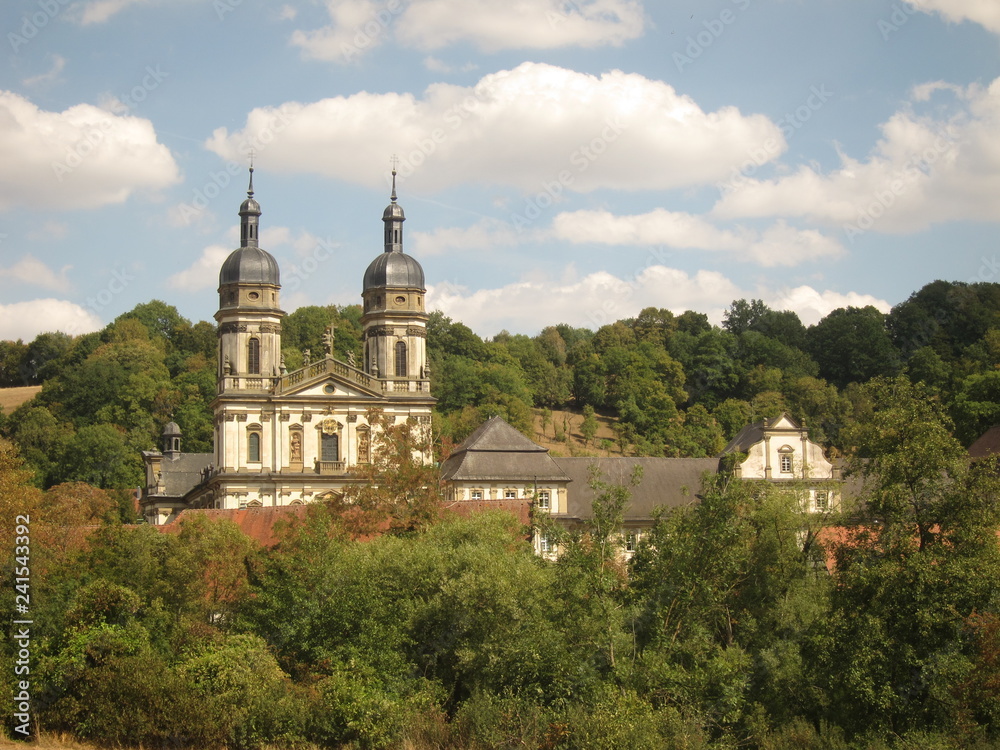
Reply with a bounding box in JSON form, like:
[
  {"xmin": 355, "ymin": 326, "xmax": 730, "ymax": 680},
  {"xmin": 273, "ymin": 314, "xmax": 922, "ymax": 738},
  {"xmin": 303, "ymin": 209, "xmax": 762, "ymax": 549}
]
[
  {"xmin": 247, "ymin": 338, "xmax": 260, "ymax": 374},
  {"xmin": 321, "ymin": 433, "xmax": 339, "ymax": 462},
  {"xmin": 395, "ymin": 340, "xmax": 407, "ymax": 377},
  {"xmin": 248, "ymin": 432, "xmax": 261, "ymax": 462}
]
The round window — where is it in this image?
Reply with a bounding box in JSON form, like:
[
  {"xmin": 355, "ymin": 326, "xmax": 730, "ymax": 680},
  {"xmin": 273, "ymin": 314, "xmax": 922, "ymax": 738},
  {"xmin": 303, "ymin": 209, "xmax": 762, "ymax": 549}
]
[
  {"xmin": 324, "ymin": 384, "xmax": 335, "ymax": 394},
  {"xmin": 248, "ymin": 291, "xmax": 260, "ymax": 301},
  {"xmin": 394, "ymin": 295, "xmax": 406, "ymax": 305}
]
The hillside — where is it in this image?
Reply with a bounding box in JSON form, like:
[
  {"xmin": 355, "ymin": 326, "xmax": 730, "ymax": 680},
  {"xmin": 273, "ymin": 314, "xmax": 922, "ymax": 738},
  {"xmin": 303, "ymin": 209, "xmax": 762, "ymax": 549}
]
[{"xmin": 0, "ymin": 386, "xmax": 41, "ymax": 412}]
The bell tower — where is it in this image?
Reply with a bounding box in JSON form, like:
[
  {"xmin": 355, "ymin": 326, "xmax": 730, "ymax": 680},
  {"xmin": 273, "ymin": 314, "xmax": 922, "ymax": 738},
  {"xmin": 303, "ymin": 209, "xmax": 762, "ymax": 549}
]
[
  {"xmin": 360, "ymin": 168, "xmax": 429, "ymax": 384},
  {"xmin": 216, "ymin": 168, "xmax": 284, "ymax": 392}
]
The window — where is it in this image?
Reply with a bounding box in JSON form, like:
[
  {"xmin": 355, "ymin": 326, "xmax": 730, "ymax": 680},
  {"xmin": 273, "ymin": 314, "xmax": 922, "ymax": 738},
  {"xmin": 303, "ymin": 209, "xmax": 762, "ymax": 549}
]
[
  {"xmin": 537, "ymin": 490, "xmax": 550, "ymax": 510},
  {"xmin": 395, "ymin": 340, "xmax": 407, "ymax": 377},
  {"xmin": 471, "ymin": 489, "xmax": 483, "ymax": 501},
  {"xmin": 504, "ymin": 489, "xmax": 518, "ymax": 500},
  {"xmin": 625, "ymin": 532, "xmax": 638, "ymax": 552},
  {"xmin": 540, "ymin": 535, "xmax": 556, "ymax": 553},
  {"xmin": 779, "ymin": 454, "xmax": 792, "ymax": 473},
  {"xmin": 248, "ymin": 432, "xmax": 261, "ymax": 462},
  {"xmin": 321, "ymin": 433, "xmax": 339, "ymax": 462},
  {"xmin": 247, "ymin": 338, "xmax": 260, "ymax": 374},
  {"xmin": 815, "ymin": 491, "xmax": 829, "ymax": 512}
]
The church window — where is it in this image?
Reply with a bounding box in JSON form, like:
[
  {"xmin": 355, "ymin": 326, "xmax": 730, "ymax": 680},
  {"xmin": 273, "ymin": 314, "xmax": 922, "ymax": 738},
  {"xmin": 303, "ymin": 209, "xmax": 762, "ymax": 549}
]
[
  {"xmin": 537, "ymin": 491, "xmax": 550, "ymax": 510},
  {"xmin": 395, "ymin": 341, "xmax": 407, "ymax": 377},
  {"xmin": 248, "ymin": 432, "xmax": 261, "ymax": 463},
  {"xmin": 321, "ymin": 432, "xmax": 339, "ymax": 462},
  {"xmin": 248, "ymin": 338, "xmax": 261, "ymax": 374}
]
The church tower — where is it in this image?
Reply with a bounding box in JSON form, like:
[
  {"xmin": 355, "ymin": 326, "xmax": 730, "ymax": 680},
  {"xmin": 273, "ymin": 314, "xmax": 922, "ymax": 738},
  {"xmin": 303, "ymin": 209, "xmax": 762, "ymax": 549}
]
[
  {"xmin": 361, "ymin": 168, "xmax": 429, "ymax": 384},
  {"xmin": 216, "ymin": 168, "xmax": 284, "ymax": 392}
]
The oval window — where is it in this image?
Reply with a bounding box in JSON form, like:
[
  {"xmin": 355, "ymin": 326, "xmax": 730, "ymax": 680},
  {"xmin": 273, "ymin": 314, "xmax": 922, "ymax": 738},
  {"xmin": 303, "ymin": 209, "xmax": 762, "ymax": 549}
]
[
  {"xmin": 394, "ymin": 295, "xmax": 406, "ymax": 305},
  {"xmin": 248, "ymin": 291, "xmax": 260, "ymax": 300},
  {"xmin": 324, "ymin": 384, "xmax": 335, "ymax": 394}
]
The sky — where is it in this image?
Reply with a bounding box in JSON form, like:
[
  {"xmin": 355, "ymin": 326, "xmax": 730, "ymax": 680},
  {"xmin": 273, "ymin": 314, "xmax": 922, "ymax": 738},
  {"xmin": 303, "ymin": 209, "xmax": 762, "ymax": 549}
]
[{"xmin": 1, "ymin": 0, "xmax": 999, "ymax": 342}]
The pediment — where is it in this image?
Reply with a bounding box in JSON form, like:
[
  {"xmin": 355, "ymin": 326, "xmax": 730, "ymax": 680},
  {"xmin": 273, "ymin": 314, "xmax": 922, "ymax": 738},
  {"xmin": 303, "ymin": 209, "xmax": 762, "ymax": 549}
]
[{"xmin": 278, "ymin": 358, "xmax": 383, "ymax": 398}]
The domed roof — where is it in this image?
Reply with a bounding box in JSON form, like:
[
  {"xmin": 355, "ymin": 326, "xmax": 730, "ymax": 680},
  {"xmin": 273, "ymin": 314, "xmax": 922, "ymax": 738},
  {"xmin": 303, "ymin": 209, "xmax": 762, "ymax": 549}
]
[
  {"xmin": 363, "ymin": 250, "xmax": 425, "ymax": 291},
  {"xmin": 240, "ymin": 195, "xmax": 261, "ymax": 214},
  {"xmin": 220, "ymin": 246, "xmax": 280, "ymax": 286},
  {"xmin": 163, "ymin": 421, "xmax": 182, "ymax": 436},
  {"xmin": 383, "ymin": 201, "xmax": 405, "ymax": 220}
]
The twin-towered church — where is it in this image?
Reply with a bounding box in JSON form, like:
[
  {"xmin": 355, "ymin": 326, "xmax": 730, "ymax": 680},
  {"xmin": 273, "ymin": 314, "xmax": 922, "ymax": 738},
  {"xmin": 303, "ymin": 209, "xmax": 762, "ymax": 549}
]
[{"xmin": 141, "ymin": 171, "xmax": 842, "ymax": 535}]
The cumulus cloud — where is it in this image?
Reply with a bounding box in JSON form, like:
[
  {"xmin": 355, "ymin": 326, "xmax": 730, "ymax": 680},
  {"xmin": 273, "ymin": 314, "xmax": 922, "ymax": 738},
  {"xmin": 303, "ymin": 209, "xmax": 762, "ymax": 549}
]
[
  {"xmin": 206, "ymin": 62, "xmax": 783, "ymax": 194},
  {"xmin": 0, "ymin": 299, "xmax": 103, "ymax": 340},
  {"xmin": 69, "ymin": 0, "xmax": 153, "ymax": 25},
  {"xmin": 292, "ymin": 0, "xmax": 643, "ymax": 61},
  {"xmin": 551, "ymin": 209, "xmax": 844, "ymax": 267},
  {"xmin": 428, "ymin": 265, "xmax": 890, "ymax": 336},
  {"xmin": 411, "ymin": 217, "xmax": 522, "ymax": 256},
  {"xmin": 712, "ymin": 77, "xmax": 1000, "ymax": 233},
  {"xmin": 908, "ymin": 0, "xmax": 1000, "ymax": 34},
  {"xmin": 0, "ymin": 256, "xmax": 72, "ymax": 292},
  {"xmin": 0, "ymin": 91, "xmax": 180, "ymax": 210},
  {"xmin": 167, "ymin": 245, "xmax": 231, "ymax": 292}
]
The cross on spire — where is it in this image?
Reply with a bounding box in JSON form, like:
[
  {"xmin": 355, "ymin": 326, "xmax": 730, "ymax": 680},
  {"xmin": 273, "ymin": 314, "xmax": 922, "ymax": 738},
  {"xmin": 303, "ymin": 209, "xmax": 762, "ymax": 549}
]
[{"xmin": 390, "ymin": 154, "xmax": 398, "ymax": 202}]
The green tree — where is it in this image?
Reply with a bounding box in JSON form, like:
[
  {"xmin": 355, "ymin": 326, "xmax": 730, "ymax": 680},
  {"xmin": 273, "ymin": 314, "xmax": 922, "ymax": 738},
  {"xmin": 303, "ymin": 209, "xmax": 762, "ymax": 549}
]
[
  {"xmin": 581, "ymin": 404, "xmax": 599, "ymax": 446},
  {"xmin": 806, "ymin": 306, "xmax": 900, "ymax": 388}
]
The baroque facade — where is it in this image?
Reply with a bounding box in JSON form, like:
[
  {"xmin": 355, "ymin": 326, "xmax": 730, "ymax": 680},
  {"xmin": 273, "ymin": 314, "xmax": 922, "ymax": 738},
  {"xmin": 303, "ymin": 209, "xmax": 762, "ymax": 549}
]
[
  {"xmin": 141, "ymin": 171, "xmax": 842, "ymax": 532},
  {"xmin": 141, "ymin": 169, "xmax": 433, "ymax": 524}
]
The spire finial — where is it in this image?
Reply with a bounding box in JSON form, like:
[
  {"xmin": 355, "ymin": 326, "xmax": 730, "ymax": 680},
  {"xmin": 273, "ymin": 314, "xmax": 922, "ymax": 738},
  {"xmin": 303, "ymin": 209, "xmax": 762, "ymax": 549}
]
[
  {"xmin": 247, "ymin": 151, "xmax": 255, "ymax": 198},
  {"xmin": 389, "ymin": 154, "xmax": 398, "ymax": 202}
]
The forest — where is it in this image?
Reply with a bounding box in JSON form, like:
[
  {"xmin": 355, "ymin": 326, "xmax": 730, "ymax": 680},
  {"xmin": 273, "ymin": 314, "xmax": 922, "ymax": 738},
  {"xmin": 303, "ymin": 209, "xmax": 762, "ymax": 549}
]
[{"xmin": 1, "ymin": 278, "xmax": 1000, "ymax": 748}]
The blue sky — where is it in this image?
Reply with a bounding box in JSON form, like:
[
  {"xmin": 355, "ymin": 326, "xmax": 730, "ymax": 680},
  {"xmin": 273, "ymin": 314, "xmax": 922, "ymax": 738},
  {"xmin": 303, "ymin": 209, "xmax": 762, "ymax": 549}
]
[{"xmin": 1, "ymin": 0, "xmax": 998, "ymax": 341}]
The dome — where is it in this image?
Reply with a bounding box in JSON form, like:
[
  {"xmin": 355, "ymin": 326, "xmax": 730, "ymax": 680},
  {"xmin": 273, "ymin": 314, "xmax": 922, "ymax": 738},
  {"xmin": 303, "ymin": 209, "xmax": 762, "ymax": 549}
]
[
  {"xmin": 163, "ymin": 421, "xmax": 182, "ymax": 437},
  {"xmin": 363, "ymin": 250, "xmax": 425, "ymax": 291},
  {"xmin": 383, "ymin": 201, "xmax": 405, "ymax": 220},
  {"xmin": 220, "ymin": 246, "xmax": 280, "ymax": 286},
  {"xmin": 240, "ymin": 196, "xmax": 261, "ymax": 214}
]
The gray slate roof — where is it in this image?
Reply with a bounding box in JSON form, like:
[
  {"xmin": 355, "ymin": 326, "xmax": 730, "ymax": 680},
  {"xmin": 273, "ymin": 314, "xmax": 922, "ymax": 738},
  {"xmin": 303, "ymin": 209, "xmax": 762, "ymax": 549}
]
[
  {"xmin": 157, "ymin": 453, "xmax": 213, "ymax": 498},
  {"xmin": 553, "ymin": 457, "xmax": 721, "ymax": 521},
  {"xmin": 440, "ymin": 416, "xmax": 570, "ymax": 482}
]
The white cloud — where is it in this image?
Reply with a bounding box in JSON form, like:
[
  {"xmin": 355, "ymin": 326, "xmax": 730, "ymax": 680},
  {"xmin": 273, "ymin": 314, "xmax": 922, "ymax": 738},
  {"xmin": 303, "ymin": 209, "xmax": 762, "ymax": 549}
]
[
  {"xmin": 22, "ymin": 54, "xmax": 67, "ymax": 87},
  {"xmin": 0, "ymin": 299, "xmax": 102, "ymax": 340},
  {"xmin": 428, "ymin": 265, "xmax": 890, "ymax": 336},
  {"xmin": 0, "ymin": 256, "xmax": 72, "ymax": 292},
  {"xmin": 767, "ymin": 286, "xmax": 891, "ymax": 326},
  {"xmin": 26, "ymin": 221, "xmax": 69, "ymax": 241},
  {"xmin": 908, "ymin": 0, "xmax": 1000, "ymax": 35},
  {"xmin": 712, "ymin": 77, "xmax": 1000, "ymax": 233},
  {"xmin": 411, "ymin": 217, "xmax": 521, "ymax": 256},
  {"xmin": 0, "ymin": 91, "xmax": 180, "ymax": 210},
  {"xmin": 69, "ymin": 0, "xmax": 152, "ymax": 24},
  {"xmin": 167, "ymin": 245, "xmax": 231, "ymax": 292},
  {"xmin": 206, "ymin": 62, "xmax": 783, "ymax": 194},
  {"xmin": 551, "ymin": 209, "xmax": 844, "ymax": 267},
  {"xmin": 292, "ymin": 0, "xmax": 643, "ymax": 61}
]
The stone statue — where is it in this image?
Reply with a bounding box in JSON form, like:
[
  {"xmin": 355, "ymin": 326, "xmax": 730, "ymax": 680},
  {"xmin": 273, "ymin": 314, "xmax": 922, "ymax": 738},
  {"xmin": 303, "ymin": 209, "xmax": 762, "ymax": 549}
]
[
  {"xmin": 347, "ymin": 350, "xmax": 356, "ymax": 368},
  {"xmin": 280, "ymin": 353, "xmax": 287, "ymax": 375},
  {"xmin": 322, "ymin": 324, "xmax": 334, "ymax": 356},
  {"xmin": 303, "ymin": 348, "xmax": 311, "ymax": 366},
  {"xmin": 290, "ymin": 432, "xmax": 302, "ymax": 463},
  {"xmin": 223, "ymin": 355, "xmax": 232, "ymax": 375}
]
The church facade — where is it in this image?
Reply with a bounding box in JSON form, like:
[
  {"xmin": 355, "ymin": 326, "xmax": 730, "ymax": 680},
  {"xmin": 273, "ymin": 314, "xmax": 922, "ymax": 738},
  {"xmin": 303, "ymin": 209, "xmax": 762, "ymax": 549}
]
[
  {"xmin": 141, "ymin": 169, "xmax": 433, "ymax": 524},
  {"xmin": 141, "ymin": 171, "xmax": 843, "ymax": 532}
]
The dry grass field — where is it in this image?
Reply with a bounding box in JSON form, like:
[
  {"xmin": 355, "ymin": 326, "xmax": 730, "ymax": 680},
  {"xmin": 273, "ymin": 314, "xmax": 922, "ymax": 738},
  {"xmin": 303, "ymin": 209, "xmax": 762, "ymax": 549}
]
[
  {"xmin": 0, "ymin": 386, "xmax": 41, "ymax": 413},
  {"xmin": 531, "ymin": 407, "xmax": 620, "ymax": 457}
]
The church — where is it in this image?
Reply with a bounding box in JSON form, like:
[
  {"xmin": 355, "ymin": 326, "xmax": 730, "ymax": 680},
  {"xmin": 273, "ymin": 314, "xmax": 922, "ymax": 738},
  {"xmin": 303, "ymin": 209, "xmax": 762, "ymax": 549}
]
[{"xmin": 140, "ymin": 171, "xmax": 843, "ymax": 538}]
